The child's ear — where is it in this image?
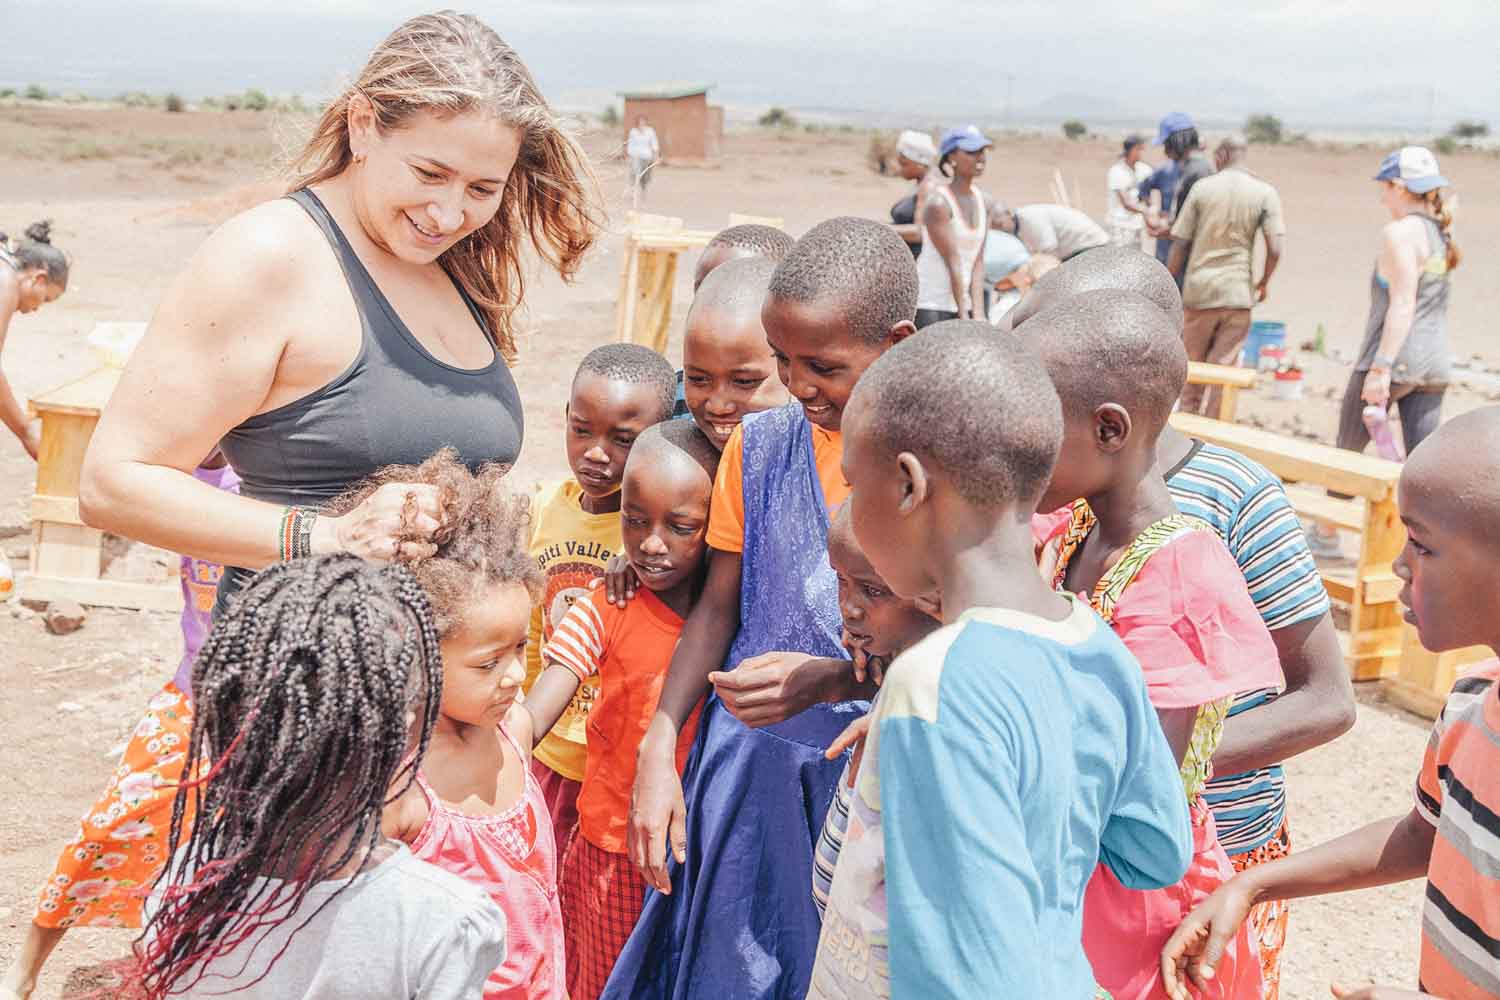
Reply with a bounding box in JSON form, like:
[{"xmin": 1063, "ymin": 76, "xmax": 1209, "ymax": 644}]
[
  {"xmin": 1095, "ymin": 403, "xmax": 1132, "ymax": 453},
  {"xmin": 895, "ymin": 450, "xmax": 930, "ymax": 516},
  {"xmin": 886, "ymin": 320, "xmax": 918, "ymax": 348}
]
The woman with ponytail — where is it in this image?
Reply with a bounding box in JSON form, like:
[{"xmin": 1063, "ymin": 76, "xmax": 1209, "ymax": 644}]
[
  {"xmin": 79, "ymin": 11, "xmax": 600, "ymax": 606},
  {"xmin": 0, "ymin": 221, "xmax": 68, "ymax": 459}
]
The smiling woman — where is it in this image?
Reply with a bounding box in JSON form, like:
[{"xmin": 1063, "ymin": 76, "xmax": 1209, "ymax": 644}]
[{"xmin": 77, "ymin": 10, "xmax": 600, "ymax": 599}]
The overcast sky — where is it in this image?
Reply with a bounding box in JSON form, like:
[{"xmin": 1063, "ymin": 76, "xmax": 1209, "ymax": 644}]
[{"xmin": 7, "ymin": 1, "xmax": 1497, "ymax": 130}]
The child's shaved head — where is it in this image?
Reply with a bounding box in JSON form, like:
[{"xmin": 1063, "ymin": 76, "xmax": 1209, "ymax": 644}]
[
  {"xmin": 1403, "ymin": 407, "xmax": 1500, "ymax": 542},
  {"xmin": 1009, "ymin": 246, "xmax": 1183, "ymax": 333},
  {"xmin": 850, "ymin": 319, "xmax": 1062, "ymax": 507},
  {"xmin": 1027, "ymin": 289, "xmax": 1187, "ymax": 432},
  {"xmin": 768, "ymin": 216, "xmax": 918, "ymax": 344},
  {"xmin": 624, "ymin": 418, "xmax": 721, "ymax": 484},
  {"xmin": 688, "ymin": 256, "xmax": 776, "ymax": 324},
  {"xmin": 694, "ymin": 224, "xmax": 793, "ymax": 290},
  {"xmin": 575, "ymin": 343, "xmax": 678, "ymax": 423}
]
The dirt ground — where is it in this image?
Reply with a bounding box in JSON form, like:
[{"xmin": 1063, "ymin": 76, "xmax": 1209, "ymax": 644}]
[{"xmin": 5, "ymin": 104, "xmax": 1496, "ymax": 998}]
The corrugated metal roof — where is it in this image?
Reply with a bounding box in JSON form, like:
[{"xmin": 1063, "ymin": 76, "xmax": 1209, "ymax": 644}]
[{"xmin": 617, "ymin": 82, "xmax": 713, "ymax": 100}]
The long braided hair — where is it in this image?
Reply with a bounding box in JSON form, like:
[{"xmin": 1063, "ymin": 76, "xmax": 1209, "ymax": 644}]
[{"xmin": 137, "ymin": 555, "xmax": 442, "ymax": 997}]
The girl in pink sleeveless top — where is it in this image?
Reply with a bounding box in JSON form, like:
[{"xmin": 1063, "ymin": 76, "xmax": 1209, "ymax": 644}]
[{"xmin": 352, "ymin": 453, "xmax": 592, "ymax": 999}]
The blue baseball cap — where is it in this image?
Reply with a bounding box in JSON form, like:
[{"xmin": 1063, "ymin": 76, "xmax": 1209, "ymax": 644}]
[
  {"xmin": 939, "ymin": 125, "xmax": 993, "ymax": 157},
  {"xmin": 1154, "ymin": 112, "xmax": 1194, "ymax": 145},
  {"xmin": 1374, "ymin": 146, "xmax": 1448, "ymax": 194}
]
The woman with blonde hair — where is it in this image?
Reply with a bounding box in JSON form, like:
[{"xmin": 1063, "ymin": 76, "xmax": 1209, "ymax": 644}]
[{"xmin": 1, "ymin": 13, "xmax": 596, "ymax": 999}]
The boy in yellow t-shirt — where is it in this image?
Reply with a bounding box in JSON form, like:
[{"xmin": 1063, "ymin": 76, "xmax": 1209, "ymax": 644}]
[{"xmin": 525, "ymin": 343, "xmax": 677, "ymax": 860}]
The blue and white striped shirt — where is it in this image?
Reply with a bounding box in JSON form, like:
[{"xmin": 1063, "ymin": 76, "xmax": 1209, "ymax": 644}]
[{"xmin": 1166, "ymin": 440, "xmax": 1330, "ymax": 855}]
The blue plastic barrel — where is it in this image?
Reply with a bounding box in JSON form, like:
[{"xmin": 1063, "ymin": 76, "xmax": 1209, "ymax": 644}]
[{"xmin": 1242, "ymin": 321, "xmax": 1287, "ymax": 367}]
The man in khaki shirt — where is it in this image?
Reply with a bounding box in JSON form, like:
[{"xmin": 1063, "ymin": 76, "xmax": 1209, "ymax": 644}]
[{"xmin": 1169, "ymin": 135, "xmax": 1285, "ymax": 415}]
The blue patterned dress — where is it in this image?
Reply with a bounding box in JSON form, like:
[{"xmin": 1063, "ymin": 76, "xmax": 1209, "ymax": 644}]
[{"xmin": 602, "ymin": 404, "xmax": 867, "ymax": 1000}]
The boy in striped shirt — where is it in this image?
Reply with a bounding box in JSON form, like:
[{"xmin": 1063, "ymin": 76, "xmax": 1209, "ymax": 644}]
[{"xmin": 1163, "ymin": 406, "xmax": 1500, "ymax": 1000}]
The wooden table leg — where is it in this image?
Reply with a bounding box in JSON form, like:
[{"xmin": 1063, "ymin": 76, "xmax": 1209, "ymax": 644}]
[
  {"xmin": 1216, "ymin": 386, "xmax": 1240, "ymax": 423},
  {"xmin": 1347, "ymin": 490, "xmax": 1406, "ymax": 681}
]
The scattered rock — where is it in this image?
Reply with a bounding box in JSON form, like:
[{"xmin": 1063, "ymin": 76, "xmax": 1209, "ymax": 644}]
[
  {"xmin": 10, "ymin": 604, "xmax": 36, "ymax": 622},
  {"xmin": 58, "ymin": 700, "xmax": 84, "ymax": 713},
  {"xmin": 44, "ymin": 600, "xmax": 87, "ymax": 635}
]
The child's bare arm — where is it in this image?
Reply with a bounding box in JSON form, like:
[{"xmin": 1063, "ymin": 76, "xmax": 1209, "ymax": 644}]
[
  {"xmin": 381, "ymin": 781, "xmax": 429, "ymax": 844},
  {"xmin": 1156, "ymin": 706, "xmax": 1198, "ymax": 766},
  {"xmin": 523, "ymin": 664, "xmax": 584, "ymax": 748},
  {"xmin": 1161, "ymin": 809, "xmax": 1435, "ymax": 998},
  {"xmin": 710, "ymin": 655, "xmax": 877, "ymax": 728},
  {"xmin": 1212, "ymin": 612, "xmax": 1355, "ymax": 775},
  {"xmin": 629, "ymin": 548, "xmax": 741, "ymax": 892}
]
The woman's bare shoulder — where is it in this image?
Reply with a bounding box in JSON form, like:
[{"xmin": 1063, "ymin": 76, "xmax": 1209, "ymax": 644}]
[{"xmin": 194, "ymin": 196, "xmax": 326, "ymax": 281}]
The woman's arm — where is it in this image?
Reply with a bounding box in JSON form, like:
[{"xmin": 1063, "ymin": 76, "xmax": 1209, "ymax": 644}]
[
  {"xmin": 922, "ymin": 193, "xmax": 968, "ymax": 316},
  {"xmin": 0, "ymin": 302, "xmax": 39, "ymax": 459},
  {"xmin": 968, "ymin": 222, "xmax": 988, "ymax": 321},
  {"xmin": 1361, "ymin": 223, "xmax": 1422, "ymax": 406},
  {"xmin": 628, "ymin": 548, "xmax": 741, "ymax": 892},
  {"xmin": 79, "ymin": 210, "xmax": 443, "ymax": 567},
  {"xmin": 1211, "ymin": 613, "xmax": 1354, "ymax": 775}
]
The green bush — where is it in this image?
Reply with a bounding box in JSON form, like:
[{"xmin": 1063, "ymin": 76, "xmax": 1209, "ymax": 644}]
[
  {"xmin": 600, "ymin": 104, "xmax": 619, "ymax": 127},
  {"xmin": 1450, "ymin": 120, "xmax": 1489, "ymax": 140},
  {"xmin": 242, "ymin": 89, "xmax": 270, "ymax": 112},
  {"xmin": 0, "ymin": 88, "xmax": 15, "ymax": 99},
  {"xmin": 164, "ymin": 92, "xmax": 185, "ymax": 113},
  {"xmin": 1433, "ymin": 135, "xmax": 1458, "ymax": 157},
  {"xmin": 1246, "ymin": 113, "xmax": 1284, "ymax": 144},
  {"xmin": 222, "ymin": 93, "xmax": 243, "ymax": 112},
  {"xmin": 24, "ymin": 84, "xmax": 49, "ymax": 101},
  {"xmin": 759, "ymin": 106, "xmax": 796, "ymax": 129},
  {"xmin": 1061, "ymin": 119, "xmax": 1087, "ymax": 140}
]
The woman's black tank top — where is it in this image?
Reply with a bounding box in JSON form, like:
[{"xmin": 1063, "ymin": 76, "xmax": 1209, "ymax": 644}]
[{"xmin": 215, "ymin": 188, "xmax": 524, "ymax": 603}]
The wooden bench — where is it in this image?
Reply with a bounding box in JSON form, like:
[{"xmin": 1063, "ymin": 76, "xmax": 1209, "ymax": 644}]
[
  {"xmin": 1170, "ymin": 412, "xmax": 1403, "ymax": 681},
  {"xmin": 20, "ymin": 362, "xmax": 182, "ymax": 612},
  {"xmin": 1185, "ymin": 362, "xmax": 1257, "ymax": 422}
]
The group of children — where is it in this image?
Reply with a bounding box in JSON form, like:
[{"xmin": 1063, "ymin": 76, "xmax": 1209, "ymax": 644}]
[{"xmin": 10, "ymin": 218, "xmax": 1500, "ymax": 1000}]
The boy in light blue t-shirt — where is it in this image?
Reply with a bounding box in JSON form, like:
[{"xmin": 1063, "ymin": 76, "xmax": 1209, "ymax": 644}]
[{"xmin": 812, "ymin": 321, "xmax": 1193, "ymax": 999}]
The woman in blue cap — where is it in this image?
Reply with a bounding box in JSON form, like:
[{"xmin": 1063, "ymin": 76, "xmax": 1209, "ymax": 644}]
[
  {"xmin": 1314, "ymin": 146, "xmax": 1461, "ymax": 555},
  {"xmin": 914, "ymin": 124, "xmax": 991, "ymax": 328}
]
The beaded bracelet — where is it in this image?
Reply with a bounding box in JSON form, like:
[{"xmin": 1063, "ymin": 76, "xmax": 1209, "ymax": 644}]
[{"xmin": 279, "ymin": 506, "xmax": 319, "ymax": 561}]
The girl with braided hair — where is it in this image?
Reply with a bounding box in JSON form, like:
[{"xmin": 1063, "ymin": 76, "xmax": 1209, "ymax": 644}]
[
  {"xmin": 138, "ymin": 553, "xmax": 507, "ymax": 998},
  {"xmin": 338, "ymin": 449, "xmax": 585, "ymax": 999}
]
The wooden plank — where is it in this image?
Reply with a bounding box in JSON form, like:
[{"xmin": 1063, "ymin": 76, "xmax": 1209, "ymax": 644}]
[
  {"xmin": 630, "ymin": 248, "xmax": 678, "ymax": 355},
  {"xmin": 33, "ymin": 411, "xmax": 99, "ymax": 500},
  {"xmin": 1349, "ymin": 624, "xmax": 1405, "ymax": 682},
  {"xmin": 1348, "ymin": 494, "xmax": 1407, "ymax": 680},
  {"xmin": 27, "ymin": 367, "xmax": 122, "ymax": 418},
  {"xmin": 1321, "ymin": 569, "xmax": 1355, "ymax": 605},
  {"xmin": 729, "ymin": 213, "xmax": 784, "ymax": 228},
  {"xmin": 1363, "ymin": 572, "xmax": 1404, "ymax": 605},
  {"xmin": 631, "ymin": 230, "xmax": 715, "ymax": 251},
  {"xmin": 1215, "ymin": 386, "xmax": 1240, "ymax": 423},
  {"xmin": 1187, "ymin": 362, "xmax": 1258, "ymax": 390},
  {"xmin": 16, "ymin": 572, "xmax": 183, "ymax": 613},
  {"xmin": 1170, "ymin": 412, "xmax": 1401, "ymax": 501},
  {"xmin": 1382, "ymin": 626, "xmax": 1492, "ymax": 719},
  {"xmin": 30, "ymin": 494, "xmax": 82, "ymax": 526},
  {"xmin": 31, "ymin": 521, "xmax": 103, "ymax": 581},
  {"xmin": 1285, "ymin": 486, "xmax": 1364, "ymax": 532}
]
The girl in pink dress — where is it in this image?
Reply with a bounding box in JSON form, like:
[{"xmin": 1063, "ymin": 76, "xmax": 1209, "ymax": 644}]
[{"xmin": 360, "ymin": 451, "xmax": 589, "ymax": 999}]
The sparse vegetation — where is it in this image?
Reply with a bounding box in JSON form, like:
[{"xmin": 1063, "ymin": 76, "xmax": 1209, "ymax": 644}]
[
  {"xmin": 164, "ymin": 93, "xmax": 185, "ymax": 113},
  {"xmin": 1450, "ymin": 120, "xmax": 1489, "ymax": 140},
  {"xmin": 1246, "ymin": 113, "xmax": 1285, "ymax": 144},
  {"xmin": 24, "ymin": 84, "xmax": 50, "ymax": 101},
  {"xmin": 1061, "ymin": 119, "xmax": 1087, "ymax": 141},
  {"xmin": 1433, "ymin": 135, "xmax": 1458, "ymax": 157},
  {"xmin": 0, "ymin": 88, "xmax": 15, "ymax": 99},
  {"xmin": 866, "ymin": 131, "xmax": 897, "ymax": 175},
  {"xmin": 759, "ymin": 106, "xmax": 796, "ymax": 129},
  {"xmin": 242, "ymin": 89, "xmax": 270, "ymax": 112},
  {"xmin": 600, "ymin": 105, "xmax": 619, "ymax": 127}
]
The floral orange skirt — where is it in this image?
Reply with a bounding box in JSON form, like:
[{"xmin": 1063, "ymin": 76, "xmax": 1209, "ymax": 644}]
[
  {"xmin": 1230, "ymin": 820, "xmax": 1292, "ymax": 1000},
  {"xmin": 35, "ymin": 682, "xmax": 195, "ymax": 930}
]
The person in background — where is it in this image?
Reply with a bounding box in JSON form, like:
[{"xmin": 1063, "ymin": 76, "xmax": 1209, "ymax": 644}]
[
  {"xmin": 1162, "ymin": 113, "xmax": 1212, "ymax": 224},
  {"xmin": 627, "ymin": 116, "xmax": 661, "ymax": 204},
  {"xmin": 1169, "ymin": 135, "xmax": 1284, "ymax": 416},
  {"xmin": 0, "ymin": 221, "xmax": 68, "ymax": 461},
  {"xmin": 1106, "ymin": 135, "xmax": 1153, "ymax": 248},
  {"xmin": 981, "ymin": 226, "xmax": 1033, "ymax": 324},
  {"xmin": 889, "ymin": 130, "xmax": 940, "ymax": 259},
  {"xmin": 1312, "ymin": 146, "xmax": 1460, "ymax": 559},
  {"xmin": 915, "ymin": 125, "xmax": 990, "ymax": 327},
  {"xmin": 991, "ymin": 201, "xmax": 1109, "ymax": 263}
]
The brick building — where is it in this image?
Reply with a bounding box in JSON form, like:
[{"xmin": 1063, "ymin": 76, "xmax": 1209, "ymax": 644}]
[{"xmin": 618, "ymin": 83, "xmax": 723, "ymax": 162}]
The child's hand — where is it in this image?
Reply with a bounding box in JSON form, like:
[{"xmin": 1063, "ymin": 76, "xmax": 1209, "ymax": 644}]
[
  {"xmin": 627, "ymin": 749, "xmax": 687, "ymax": 895},
  {"xmin": 709, "ymin": 653, "xmax": 835, "ymax": 728},
  {"xmin": 604, "ymin": 554, "xmax": 639, "ymax": 607},
  {"xmin": 1159, "ymin": 879, "xmax": 1257, "ymax": 1000},
  {"xmin": 1330, "ymin": 987, "xmax": 1430, "ymax": 999},
  {"xmin": 826, "ymin": 714, "xmax": 871, "ymax": 760}
]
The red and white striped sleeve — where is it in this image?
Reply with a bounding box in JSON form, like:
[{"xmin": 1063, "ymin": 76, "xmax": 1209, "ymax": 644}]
[{"xmin": 545, "ymin": 591, "xmax": 607, "ymax": 682}]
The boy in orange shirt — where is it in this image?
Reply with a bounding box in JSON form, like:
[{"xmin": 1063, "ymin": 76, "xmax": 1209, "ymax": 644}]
[
  {"xmin": 524, "ymin": 343, "xmax": 677, "ymax": 857},
  {"xmin": 548, "ymin": 420, "xmax": 719, "ymax": 1000}
]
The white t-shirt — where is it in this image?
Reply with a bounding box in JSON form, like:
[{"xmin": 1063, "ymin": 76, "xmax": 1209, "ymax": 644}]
[
  {"xmin": 1106, "ymin": 160, "xmax": 1153, "ymax": 228},
  {"xmin": 627, "ymin": 126, "xmax": 659, "ymax": 162},
  {"xmin": 144, "ymin": 844, "xmax": 506, "ymax": 999}
]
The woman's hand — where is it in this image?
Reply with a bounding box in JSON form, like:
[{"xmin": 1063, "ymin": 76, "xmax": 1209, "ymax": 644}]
[
  {"xmin": 1159, "ymin": 878, "xmax": 1258, "ymax": 1000},
  {"xmin": 1361, "ymin": 367, "xmax": 1392, "ymax": 407},
  {"xmin": 627, "ymin": 737, "xmax": 687, "ymax": 894},
  {"xmin": 709, "ymin": 652, "xmax": 845, "ymax": 728},
  {"xmin": 21, "ymin": 420, "xmax": 40, "ymax": 461},
  {"xmin": 316, "ymin": 482, "xmax": 445, "ymax": 561},
  {"xmin": 604, "ymin": 553, "xmax": 639, "ymax": 607}
]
